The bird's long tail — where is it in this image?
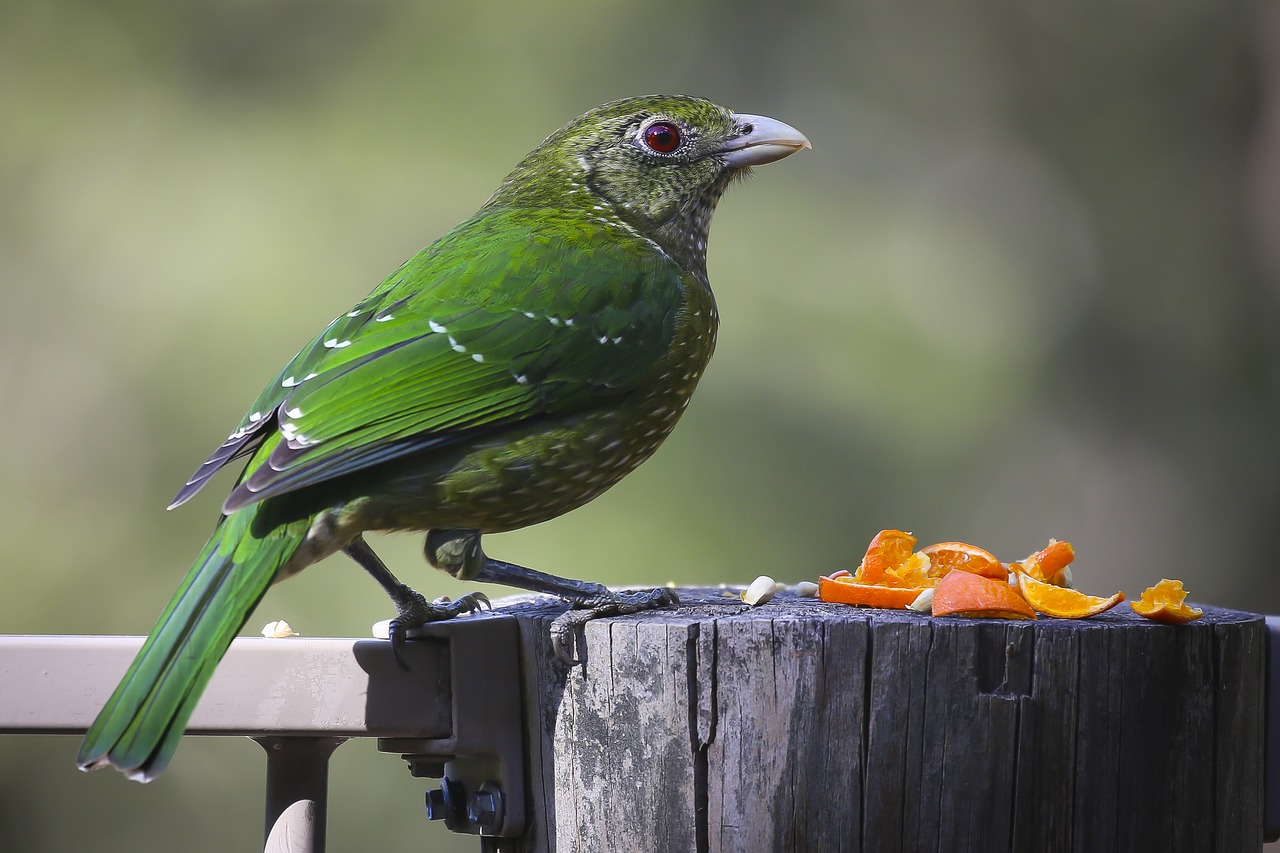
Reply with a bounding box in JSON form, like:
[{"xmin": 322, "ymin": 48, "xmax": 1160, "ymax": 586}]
[{"xmin": 76, "ymin": 505, "xmax": 308, "ymax": 781}]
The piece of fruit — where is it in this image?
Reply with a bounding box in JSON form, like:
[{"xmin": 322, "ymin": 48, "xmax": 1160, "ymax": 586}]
[
  {"xmin": 921, "ymin": 541, "xmax": 1008, "ymax": 580},
  {"xmin": 1010, "ymin": 539, "xmax": 1075, "ymax": 586},
  {"xmin": 819, "ymin": 575, "xmax": 929, "ymax": 609},
  {"xmin": 855, "ymin": 529, "xmax": 917, "ymax": 585},
  {"xmin": 932, "ymin": 569, "xmax": 1036, "ymax": 620},
  {"xmin": 1131, "ymin": 578, "xmax": 1204, "ymax": 624},
  {"xmin": 1016, "ymin": 572, "xmax": 1123, "ymax": 618}
]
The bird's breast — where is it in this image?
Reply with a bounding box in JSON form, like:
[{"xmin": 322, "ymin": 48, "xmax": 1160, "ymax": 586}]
[{"xmin": 367, "ymin": 278, "xmax": 718, "ymax": 534}]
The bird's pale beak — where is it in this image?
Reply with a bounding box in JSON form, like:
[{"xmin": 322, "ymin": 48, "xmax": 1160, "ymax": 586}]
[{"xmin": 720, "ymin": 113, "xmax": 811, "ymax": 168}]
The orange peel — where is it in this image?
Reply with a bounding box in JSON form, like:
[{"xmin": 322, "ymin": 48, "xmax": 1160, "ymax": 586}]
[
  {"xmin": 921, "ymin": 541, "xmax": 1008, "ymax": 580},
  {"xmin": 932, "ymin": 569, "xmax": 1036, "ymax": 620},
  {"xmin": 1131, "ymin": 578, "xmax": 1203, "ymax": 624},
  {"xmin": 1016, "ymin": 571, "xmax": 1123, "ymax": 618},
  {"xmin": 1009, "ymin": 539, "xmax": 1075, "ymax": 586},
  {"xmin": 854, "ymin": 529, "xmax": 917, "ymax": 585},
  {"xmin": 819, "ymin": 575, "xmax": 929, "ymax": 609}
]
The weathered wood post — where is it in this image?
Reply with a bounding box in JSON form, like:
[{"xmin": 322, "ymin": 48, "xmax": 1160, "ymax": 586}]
[{"xmin": 504, "ymin": 591, "xmax": 1266, "ymax": 852}]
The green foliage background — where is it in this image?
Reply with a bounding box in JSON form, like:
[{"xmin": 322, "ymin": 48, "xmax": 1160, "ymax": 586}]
[{"xmin": 2, "ymin": 0, "xmax": 1277, "ymax": 849}]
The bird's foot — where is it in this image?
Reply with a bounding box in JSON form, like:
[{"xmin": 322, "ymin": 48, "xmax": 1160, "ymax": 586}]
[
  {"xmin": 387, "ymin": 588, "xmax": 491, "ymax": 670},
  {"xmin": 550, "ymin": 587, "xmax": 680, "ymax": 664}
]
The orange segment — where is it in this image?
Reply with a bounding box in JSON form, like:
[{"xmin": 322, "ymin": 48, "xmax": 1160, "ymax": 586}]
[
  {"xmin": 1010, "ymin": 539, "xmax": 1075, "ymax": 585},
  {"xmin": 855, "ymin": 529, "xmax": 917, "ymax": 586},
  {"xmin": 818, "ymin": 575, "xmax": 928, "ymax": 609},
  {"xmin": 1131, "ymin": 578, "xmax": 1204, "ymax": 624},
  {"xmin": 1016, "ymin": 572, "xmax": 1123, "ymax": 618},
  {"xmin": 920, "ymin": 541, "xmax": 1008, "ymax": 580},
  {"xmin": 932, "ymin": 569, "xmax": 1036, "ymax": 620}
]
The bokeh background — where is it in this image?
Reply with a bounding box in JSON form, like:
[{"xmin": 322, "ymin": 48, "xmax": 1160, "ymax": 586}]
[{"xmin": 3, "ymin": 0, "xmax": 1278, "ymax": 849}]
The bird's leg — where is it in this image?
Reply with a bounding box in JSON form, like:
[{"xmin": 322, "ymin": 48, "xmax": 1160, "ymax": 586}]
[
  {"xmin": 425, "ymin": 528, "xmax": 679, "ymax": 663},
  {"xmin": 343, "ymin": 536, "xmax": 490, "ymax": 670}
]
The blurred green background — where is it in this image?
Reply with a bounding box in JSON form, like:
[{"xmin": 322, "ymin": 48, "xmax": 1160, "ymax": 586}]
[{"xmin": 3, "ymin": 0, "xmax": 1278, "ymax": 849}]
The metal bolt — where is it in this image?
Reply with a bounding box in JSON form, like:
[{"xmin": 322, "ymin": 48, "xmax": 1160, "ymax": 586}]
[
  {"xmin": 424, "ymin": 777, "xmax": 465, "ymax": 831},
  {"xmin": 466, "ymin": 781, "xmax": 505, "ymax": 829},
  {"xmin": 425, "ymin": 787, "xmax": 448, "ymax": 821}
]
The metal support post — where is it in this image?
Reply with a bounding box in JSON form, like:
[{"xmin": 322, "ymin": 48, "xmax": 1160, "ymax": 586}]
[{"xmin": 256, "ymin": 736, "xmax": 345, "ymax": 853}]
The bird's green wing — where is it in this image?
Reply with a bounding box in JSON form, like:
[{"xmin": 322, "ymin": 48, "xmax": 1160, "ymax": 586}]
[{"xmin": 171, "ymin": 208, "xmax": 686, "ymax": 512}]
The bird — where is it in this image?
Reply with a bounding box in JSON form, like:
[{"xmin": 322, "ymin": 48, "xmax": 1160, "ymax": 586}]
[{"xmin": 76, "ymin": 94, "xmax": 809, "ymax": 781}]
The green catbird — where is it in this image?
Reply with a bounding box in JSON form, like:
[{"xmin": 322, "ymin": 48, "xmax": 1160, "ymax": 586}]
[{"xmin": 76, "ymin": 94, "xmax": 809, "ymax": 781}]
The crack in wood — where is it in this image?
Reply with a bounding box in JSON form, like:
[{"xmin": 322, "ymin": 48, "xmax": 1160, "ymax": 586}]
[{"xmin": 499, "ymin": 594, "xmax": 1263, "ymax": 852}]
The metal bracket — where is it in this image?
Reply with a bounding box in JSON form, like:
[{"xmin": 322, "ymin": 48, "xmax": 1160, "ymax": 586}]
[{"xmin": 378, "ymin": 612, "xmax": 526, "ymax": 839}]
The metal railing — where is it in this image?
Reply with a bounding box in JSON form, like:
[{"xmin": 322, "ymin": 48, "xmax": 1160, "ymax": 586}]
[{"xmin": 0, "ymin": 613, "xmax": 526, "ymax": 852}]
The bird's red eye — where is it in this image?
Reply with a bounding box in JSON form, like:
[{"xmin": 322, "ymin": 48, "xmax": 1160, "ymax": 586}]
[{"xmin": 643, "ymin": 122, "xmax": 682, "ymax": 154}]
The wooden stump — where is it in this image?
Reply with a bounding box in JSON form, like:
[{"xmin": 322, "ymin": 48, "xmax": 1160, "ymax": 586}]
[{"xmin": 503, "ymin": 591, "xmax": 1265, "ymax": 853}]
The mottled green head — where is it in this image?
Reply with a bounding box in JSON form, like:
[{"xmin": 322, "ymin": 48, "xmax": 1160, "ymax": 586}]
[{"xmin": 487, "ymin": 95, "xmax": 809, "ymax": 272}]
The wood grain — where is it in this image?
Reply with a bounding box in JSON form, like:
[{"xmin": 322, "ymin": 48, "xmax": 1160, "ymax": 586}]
[{"xmin": 499, "ymin": 592, "xmax": 1264, "ymax": 853}]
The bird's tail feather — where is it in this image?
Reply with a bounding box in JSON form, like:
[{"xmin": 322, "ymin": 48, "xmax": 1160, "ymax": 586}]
[{"xmin": 76, "ymin": 506, "xmax": 308, "ymax": 781}]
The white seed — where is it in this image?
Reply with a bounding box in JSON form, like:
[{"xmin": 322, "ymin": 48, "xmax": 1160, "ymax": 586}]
[
  {"xmin": 261, "ymin": 620, "xmax": 298, "ymax": 638},
  {"xmin": 796, "ymin": 581, "xmax": 820, "ymax": 598},
  {"xmin": 741, "ymin": 575, "xmax": 778, "ymax": 606},
  {"xmin": 907, "ymin": 588, "xmax": 935, "ymax": 613}
]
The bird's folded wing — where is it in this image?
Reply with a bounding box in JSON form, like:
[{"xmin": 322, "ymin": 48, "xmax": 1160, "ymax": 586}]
[{"xmin": 171, "ymin": 211, "xmax": 685, "ymax": 512}]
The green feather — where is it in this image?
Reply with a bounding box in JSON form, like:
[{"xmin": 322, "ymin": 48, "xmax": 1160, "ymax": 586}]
[
  {"xmin": 77, "ymin": 506, "xmax": 308, "ymax": 780},
  {"xmin": 219, "ymin": 210, "xmax": 682, "ymax": 510}
]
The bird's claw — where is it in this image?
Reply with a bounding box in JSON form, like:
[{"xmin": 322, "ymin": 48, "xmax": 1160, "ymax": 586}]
[
  {"xmin": 388, "ymin": 590, "xmax": 491, "ymax": 670},
  {"xmin": 550, "ymin": 587, "xmax": 680, "ymax": 665}
]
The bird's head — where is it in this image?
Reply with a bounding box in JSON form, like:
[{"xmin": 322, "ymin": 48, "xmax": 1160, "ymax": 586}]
[{"xmin": 487, "ymin": 95, "xmax": 810, "ymax": 273}]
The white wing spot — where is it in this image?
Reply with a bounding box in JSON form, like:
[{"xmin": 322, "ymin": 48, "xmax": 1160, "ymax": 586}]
[
  {"xmin": 612, "ymin": 336, "xmax": 623, "ymax": 345},
  {"xmin": 346, "ymin": 309, "xmax": 362, "ymax": 317},
  {"xmin": 548, "ymin": 317, "xmax": 561, "ymax": 327},
  {"xmin": 282, "ymin": 376, "xmax": 300, "ymax": 388},
  {"xmin": 471, "ymin": 353, "xmax": 485, "ymax": 363},
  {"xmin": 285, "ymin": 406, "xmax": 304, "ymax": 419},
  {"xmin": 598, "ymin": 335, "xmax": 609, "ymax": 344},
  {"xmin": 449, "ymin": 336, "xmax": 467, "ymax": 353},
  {"xmin": 303, "ymin": 372, "xmax": 318, "ymax": 381},
  {"xmin": 375, "ymin": 314, "xmax": 394, "ymax": 322},
  {"xmin": 514, "ymin": 374, "xmax": 529, "ymax": 385},
  {"xmin": 523, "ymin": 311, "xmax": 536, "ymax": 319},
  {"xmin": 324, "ymin": 339, "xmax": 352, "ymax": 349},
  {"xmin": 429, "ymin": 320, "xmax": 447, "ymax": 334},
  {"xmin": 249, "ymin": 411, "xmax": 263, "ymax": 422}
]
